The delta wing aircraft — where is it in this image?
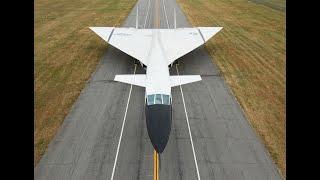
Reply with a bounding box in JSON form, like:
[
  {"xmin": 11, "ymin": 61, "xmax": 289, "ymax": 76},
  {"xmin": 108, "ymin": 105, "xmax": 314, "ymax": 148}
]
[{"xmin": 90, "ymin": 10, "xmax": 222, "ymax": 154}]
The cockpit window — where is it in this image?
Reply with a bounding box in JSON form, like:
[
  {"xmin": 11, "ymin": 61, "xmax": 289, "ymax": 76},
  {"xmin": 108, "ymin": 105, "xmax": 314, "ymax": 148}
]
[
  {"xmin": 147, "ymin": 94, "xmax": 155, "ymax": 105},
  {"xmin": 155, "ymin": 94, "xmax": 162, "ymax": 104},
  {"xmin": 147, "ymin": 94, "xmax": 171, "ymax": 105},
  {"xmin": 162, "ymin": 95, "xmax": 170, "ymax": 105}
]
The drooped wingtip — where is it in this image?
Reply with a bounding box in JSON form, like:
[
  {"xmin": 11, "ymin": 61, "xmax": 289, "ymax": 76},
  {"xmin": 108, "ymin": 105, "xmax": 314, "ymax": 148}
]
[
  {"xmin": 198, "ymin": 27, "xmax": 223, "ymax": 41},
  {"xmin": 88, "ymin": 27, "xmax": 115, "ymax": 42}
]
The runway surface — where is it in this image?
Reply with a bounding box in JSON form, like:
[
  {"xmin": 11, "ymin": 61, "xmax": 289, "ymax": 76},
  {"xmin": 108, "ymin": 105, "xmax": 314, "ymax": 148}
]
[{"xmin": 34, "ymin": 0, "xmax": 282, "ymax": 179}]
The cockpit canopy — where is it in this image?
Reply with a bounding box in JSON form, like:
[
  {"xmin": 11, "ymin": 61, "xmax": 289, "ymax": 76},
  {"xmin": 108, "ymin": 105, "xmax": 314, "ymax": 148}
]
[{"xmin": 147, "ymin": 94, "xmax": 171, "ymax": 105}]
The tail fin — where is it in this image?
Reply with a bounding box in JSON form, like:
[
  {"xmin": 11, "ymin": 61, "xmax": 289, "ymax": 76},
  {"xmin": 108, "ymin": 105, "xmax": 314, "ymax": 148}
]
[
  {"xmin": 170, "ymin": 75, "xmax": 201, "ymax": 87},
  {"xmin": 114, "ymin": 75, "xmax": 146, "ymax": 87}
]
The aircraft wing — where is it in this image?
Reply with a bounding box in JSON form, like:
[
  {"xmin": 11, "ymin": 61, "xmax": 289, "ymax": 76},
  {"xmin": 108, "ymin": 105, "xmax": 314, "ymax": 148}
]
[
  {"xmin": 114, "ymin": 74, "xmax": 146, "ymax": 87},
  {"xmin": 89, "ymin": 27, "xmax": 222, "ymax": 66},
  {"xmin": 159, "ymin": 27, "xmax": 222, "ymax": 65},
  {"xmin": 90, "ymin": 27, "xmax": 152, "ymax": 66},
  {"xmin": 170, "ymin": 75, "xmax": 202, "ymax": 87}
]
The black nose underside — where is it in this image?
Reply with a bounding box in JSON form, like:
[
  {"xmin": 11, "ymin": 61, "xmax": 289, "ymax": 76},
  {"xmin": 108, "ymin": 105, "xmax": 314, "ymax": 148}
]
[{"xmin": 145, "ymin": 104, "xmax": 172, "ymax": 153}]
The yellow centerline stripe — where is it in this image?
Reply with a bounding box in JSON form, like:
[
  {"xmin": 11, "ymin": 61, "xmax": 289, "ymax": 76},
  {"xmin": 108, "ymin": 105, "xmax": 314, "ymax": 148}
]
[
  {"xmin": 153, "ymin": 151, "xmax": 156, "ymax": 180},
  {"xmin": 153, "ymin": 150, "xmax": 159, "ymax": 180},
  {"xmin": 157, "ymin": 153, "xmax": 159, "ymax": 180},
  {"xmin": 154, "ymin": 0, "xmax": 160, "ymax": 28}
]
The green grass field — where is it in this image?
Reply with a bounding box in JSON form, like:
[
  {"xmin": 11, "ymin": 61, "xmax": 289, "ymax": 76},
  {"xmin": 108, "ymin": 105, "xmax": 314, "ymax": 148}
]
[
  {"xmin": 177, "ymin": 0, "xmax": 286, "ymax": 177},
  {"xmin": 34, "ymin": 0, "xmax": 137, "ymax": 166}
]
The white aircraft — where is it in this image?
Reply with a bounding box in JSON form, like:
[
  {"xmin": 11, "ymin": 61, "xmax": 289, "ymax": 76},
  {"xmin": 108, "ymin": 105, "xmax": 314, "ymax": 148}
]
[{"xmin": 89, "ymin": 10, "xmax": 222, "ymax": 154}]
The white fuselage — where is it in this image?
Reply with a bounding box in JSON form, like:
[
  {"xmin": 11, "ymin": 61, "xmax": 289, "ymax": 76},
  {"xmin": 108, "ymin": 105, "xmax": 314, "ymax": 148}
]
[{"xmin": 145, "ymin": 30, "xmax": 171, "ymax": 97}]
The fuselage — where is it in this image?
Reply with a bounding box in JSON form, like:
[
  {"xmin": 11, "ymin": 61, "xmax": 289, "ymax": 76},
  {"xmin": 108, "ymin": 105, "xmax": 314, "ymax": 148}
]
[
  {"xmin": 145, "ymin": 30, "xmax": 172, "ymax": 153},
  {"xmin": 145, "ymin": 30, "xmax": 171, "ymax": 97}
]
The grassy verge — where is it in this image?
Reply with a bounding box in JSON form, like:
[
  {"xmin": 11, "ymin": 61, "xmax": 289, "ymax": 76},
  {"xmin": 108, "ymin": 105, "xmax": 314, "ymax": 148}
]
[
  {"xmin": 34, "ymin": 0, "xmax": 137, "ymax": 166},
  {"xmin": 177, "ymin": 0, "xmax": 286, "ymax": 177}
]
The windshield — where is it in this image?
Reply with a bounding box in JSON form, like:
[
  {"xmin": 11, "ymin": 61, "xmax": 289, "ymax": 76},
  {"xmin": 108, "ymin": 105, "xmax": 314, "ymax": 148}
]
[
  {"xmin": 147, "ymin": 94, "xmax": 155, "ymax": 105},
  {"xmin": 147, "ymin": 94, "xmax": 171, "ymax": 105}
]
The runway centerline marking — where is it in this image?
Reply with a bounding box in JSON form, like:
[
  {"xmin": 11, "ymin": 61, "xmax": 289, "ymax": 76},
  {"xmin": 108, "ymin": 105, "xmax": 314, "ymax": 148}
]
[
  {"xmin": 176, "ymin": 65, "xmax": 201, "ymax": 180},
  {"xmin": 110, "ymin": 64, "xmax": 137, "ymax": 180},
  {"xmin": 154, "ymin": 0, "xmax": 160, "ymax": 28},
  {"xmin": 153, "ymin": 150, "xmax": 159, "ymax": 180}
]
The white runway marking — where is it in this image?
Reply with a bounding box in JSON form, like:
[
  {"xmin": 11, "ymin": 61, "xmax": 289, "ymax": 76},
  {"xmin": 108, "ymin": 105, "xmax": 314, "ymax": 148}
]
[
  {"xmin": 110, "ymin": 64, "xmax": 137, "ymax": 180},
  {"xmin": 162, "ymin": 0, "xmax": 170, "ymax": 28},
  {"xmin": 144, "ymin": 0, "xmax": 151, "ymax": 28},
  {"xmin": 176, "ymin": 65, "xmax": 201, "ymax": 180}
]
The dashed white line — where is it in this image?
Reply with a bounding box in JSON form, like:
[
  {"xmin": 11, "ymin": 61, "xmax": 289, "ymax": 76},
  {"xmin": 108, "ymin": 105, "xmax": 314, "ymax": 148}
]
[
  {"xmin": 162, "ymin": 0, "xmax": 170, "ymax": 28},
  {"xmin": 110, "ymin": 64, "xmax": 137, "ymax": 180},
  {"xmin": 176, "ymin": 65, "xmax": 201, "ymax": 180},
  {"xmin": 144, "ymin": 0, "xmax": 151, "ymax": 28}
]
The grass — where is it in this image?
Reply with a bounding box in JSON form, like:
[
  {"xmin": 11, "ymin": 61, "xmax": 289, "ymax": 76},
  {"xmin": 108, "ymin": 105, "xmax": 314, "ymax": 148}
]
[
  {"xmin": 177, "ymin": 0, "xmax": 286, "ymax": 177},
  {"xmin": 34, "ymin": 0, "xmax": 137, "ymax": 166}
]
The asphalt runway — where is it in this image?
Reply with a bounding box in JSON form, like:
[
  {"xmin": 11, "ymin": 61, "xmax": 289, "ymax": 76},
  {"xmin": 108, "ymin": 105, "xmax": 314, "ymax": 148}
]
[{"xmin": 34, "ymin": 0, "xmax": 283, "ymax": 179}]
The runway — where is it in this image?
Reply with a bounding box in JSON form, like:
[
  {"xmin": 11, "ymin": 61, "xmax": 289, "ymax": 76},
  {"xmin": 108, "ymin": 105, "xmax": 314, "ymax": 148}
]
[{"xmin": 34, "ymin": 0, "xmax": 282, "ymax": 179}]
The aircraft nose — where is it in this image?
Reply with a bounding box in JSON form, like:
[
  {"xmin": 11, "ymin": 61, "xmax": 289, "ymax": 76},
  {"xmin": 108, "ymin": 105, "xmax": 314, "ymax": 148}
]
[{"xmin": 145, "ymin": 104, "xmax": 172, "ymax": 153}]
